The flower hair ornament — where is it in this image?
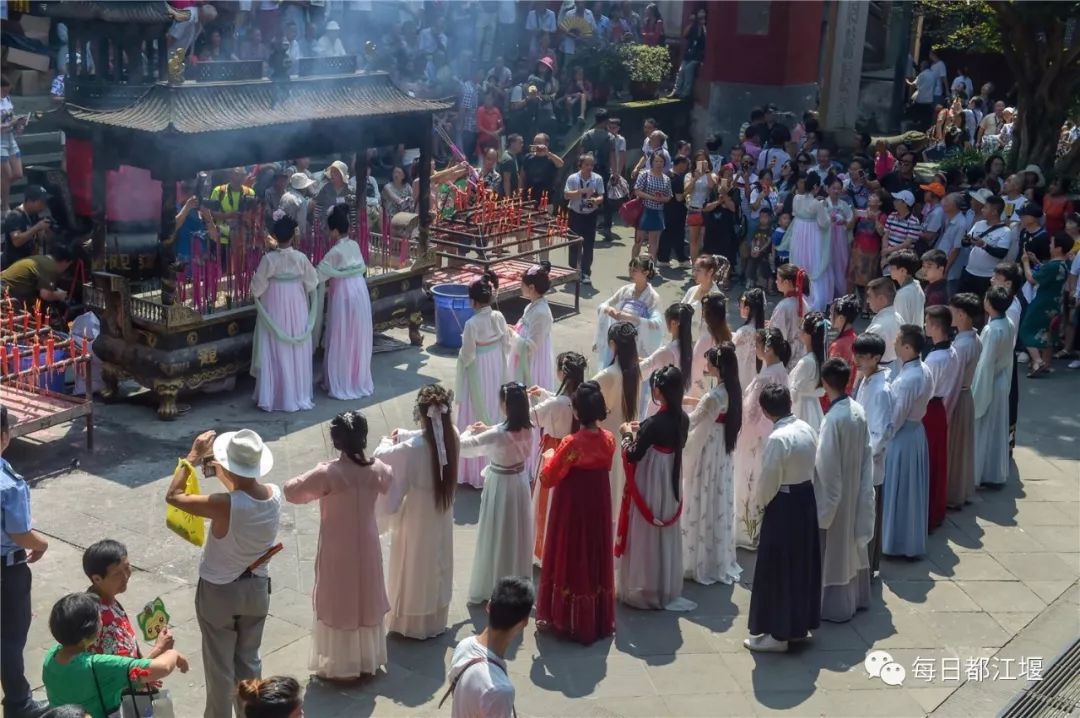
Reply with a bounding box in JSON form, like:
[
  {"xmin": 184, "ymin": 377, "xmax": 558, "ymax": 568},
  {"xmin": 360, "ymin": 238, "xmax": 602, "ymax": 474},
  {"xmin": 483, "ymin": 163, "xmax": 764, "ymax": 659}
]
[{"xmin": 426, "ymin": 403, "xmax": 450, "ymax": 467}]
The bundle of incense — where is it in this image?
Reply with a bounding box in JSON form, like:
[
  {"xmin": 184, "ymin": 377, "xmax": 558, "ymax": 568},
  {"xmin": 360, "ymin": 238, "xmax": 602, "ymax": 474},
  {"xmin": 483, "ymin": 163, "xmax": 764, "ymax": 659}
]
[{"xmin": 358, "ymin": 202, "xmax": 370, "ymax": 263}]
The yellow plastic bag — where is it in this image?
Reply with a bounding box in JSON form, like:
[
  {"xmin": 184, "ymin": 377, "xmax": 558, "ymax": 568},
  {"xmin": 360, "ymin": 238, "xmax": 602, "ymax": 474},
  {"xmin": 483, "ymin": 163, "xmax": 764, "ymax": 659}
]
[{"xmin": 165, "ymin": 459, "xmax": 206, "ymax": 547}]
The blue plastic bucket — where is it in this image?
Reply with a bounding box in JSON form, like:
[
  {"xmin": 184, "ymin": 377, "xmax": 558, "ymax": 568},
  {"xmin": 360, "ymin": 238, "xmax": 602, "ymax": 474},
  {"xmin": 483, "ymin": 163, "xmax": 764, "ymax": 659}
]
[
  {"xmin": 431, "ymin": 283, "xmax": 475, "ymax": 349},
  {"xmin": 5, "ymin": 342, "xmax": 70, "ymax": 392}
]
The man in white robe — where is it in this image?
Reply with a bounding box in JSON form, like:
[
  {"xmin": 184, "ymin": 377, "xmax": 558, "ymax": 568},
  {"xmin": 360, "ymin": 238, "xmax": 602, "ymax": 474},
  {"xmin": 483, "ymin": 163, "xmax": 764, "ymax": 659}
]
[
  {"xmin": 814, "ymin": 358, "xmax": 875, "ymax": 623},
  {"xmin": 972, "ymin": 286, "xmax": 1014, "ymax": 487},
  {"xmin": 853, "ymin": 332, "xmax": 893, "ymax": 575}
]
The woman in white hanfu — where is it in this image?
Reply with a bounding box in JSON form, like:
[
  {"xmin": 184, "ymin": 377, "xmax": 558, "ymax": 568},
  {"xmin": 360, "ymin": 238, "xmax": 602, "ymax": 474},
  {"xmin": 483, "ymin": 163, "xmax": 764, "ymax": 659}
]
[
  {"xmin": 733, "ymin": 327, "xmax": 791, "ymax": 549},
  {"xmin": 789, "ymin": 312, "xmax": 826, "ymax": 432},
  {"xmin": 780, "ymin": 172, "xmax": 832, "ymax": 312},
  {"xmin": 593, "ymin": 321, "xmax": 642, "ymax": 514},
  {"xmin": 509, "ymin": 262, "xmax": 557, "ymax": 482},
  {"xmin": 373, "ymin": 384, "xmax": 458, "ymax": 639},
  {"xmin": 458, "ymin": 382, "xmax": 535, "ymax": 604},
  {"xmin": 455, "ymin": 270, "xmax": 510, "ymax": 488},
  {"xmin": 733, "ymin": 288, "xmax": 766, "ymax": 391},
  {"xmin": 528, "ymin": 351, "xmax": 587, "ymax": 564},
  {"xmin": 594, "ymin": 257, "xmax": 664, "ymax": 367},
  {"xmin": 251, "ymin": 213, "xmax": 320, "ymax": 412},
  {"xmin": 639, "ymin": 303, "xmax": 695, "ymax": 417},
  {"xmin": 681, "ymin": 343, "xmax": 742, "ymax": 586},
  {"xmin": 616, "ymin": 366, "xmax": 694, "ymax": 611},
  {"xmin": 318, "ymin": 204, "xmax": 373, "ymax": 400}
]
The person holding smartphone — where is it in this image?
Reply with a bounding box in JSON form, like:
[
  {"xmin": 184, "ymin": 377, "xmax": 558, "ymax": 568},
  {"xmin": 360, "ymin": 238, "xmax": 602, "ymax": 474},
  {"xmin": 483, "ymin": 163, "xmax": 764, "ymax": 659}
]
[{"xmin": 166, "ymin": 429, "xmax": 281, "ymax": 718}]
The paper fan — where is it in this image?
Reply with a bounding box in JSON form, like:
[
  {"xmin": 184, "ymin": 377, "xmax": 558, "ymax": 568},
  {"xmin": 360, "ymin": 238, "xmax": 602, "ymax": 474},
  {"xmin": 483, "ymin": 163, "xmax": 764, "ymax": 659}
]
[{"xmin": 559, "ymin": 14, "xmax": 595, "ymax": 38}]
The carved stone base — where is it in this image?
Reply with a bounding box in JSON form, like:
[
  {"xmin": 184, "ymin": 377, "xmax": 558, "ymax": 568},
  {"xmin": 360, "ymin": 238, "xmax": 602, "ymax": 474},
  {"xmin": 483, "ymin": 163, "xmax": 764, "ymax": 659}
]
[
  {"xmin": 153, "ymin": 380, "xmax": 184, "ymax": 421},
  {"xmin": 408, "ymin": 312, "xmax": 424, "ymax": 346},
  {"xmin": 99, "ymin": 365, "xmax": 123, "ymax": 402}
]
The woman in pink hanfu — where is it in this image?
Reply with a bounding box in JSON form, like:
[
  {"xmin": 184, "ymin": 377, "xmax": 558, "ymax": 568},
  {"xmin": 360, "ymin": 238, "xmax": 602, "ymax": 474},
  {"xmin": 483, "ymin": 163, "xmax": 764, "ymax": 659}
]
[
  {"xmin": 318, "ymin": 203, "xmax": 374, "ymax": 400},
  {"xmin": 250, "ymin": 213, "xmax": 320, "ymax": 412},
  {"xmin": 284, "ymin": 410, "xmax": 393, "ymax": 679}
]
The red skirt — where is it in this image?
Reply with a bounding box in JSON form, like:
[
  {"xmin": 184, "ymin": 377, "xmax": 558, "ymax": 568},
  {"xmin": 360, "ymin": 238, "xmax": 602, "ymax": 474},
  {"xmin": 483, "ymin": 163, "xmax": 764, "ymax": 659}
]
[
  {"xmin": 533, "ymin": 434, "xmax": 562, "ymax": 562},
  {"xmin": 923, "ymin": 397, "xmax": 949, "ymax": 531},
  {"xmin": 536, "ymin": 466, "xmax": 615, "ymax": 645}
]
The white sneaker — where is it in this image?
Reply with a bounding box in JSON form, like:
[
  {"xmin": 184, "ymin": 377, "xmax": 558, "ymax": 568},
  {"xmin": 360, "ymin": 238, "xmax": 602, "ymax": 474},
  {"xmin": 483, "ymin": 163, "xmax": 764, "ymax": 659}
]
[
  {"xmin": 1016, "ymin": 352, "xmax": 1030, "ymax": 364},
  {"xmin": 1069, "ymin": 359, "xmax": 1080, "ymax": 370},
  {"xmin": 679, "ymin": 260, "xmax": 693, "ymax": 269},
  {"xmin": 743, "ymin": 634, "xmax": 789, "ymax": 653},
  {"xmin": 668, "ymin": 259, "xmax": 680, "ymax": 270},
  {"xmin": 580, "ymin": 274, "xmax": 591, "ymax": 285}
]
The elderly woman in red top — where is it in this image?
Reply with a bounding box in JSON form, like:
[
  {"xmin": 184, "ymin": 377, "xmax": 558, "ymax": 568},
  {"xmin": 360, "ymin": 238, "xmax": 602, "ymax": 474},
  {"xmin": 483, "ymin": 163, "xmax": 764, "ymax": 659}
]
[{"xmin": 84, "ymin": 540, "xmax": 174, "ymax": 660}]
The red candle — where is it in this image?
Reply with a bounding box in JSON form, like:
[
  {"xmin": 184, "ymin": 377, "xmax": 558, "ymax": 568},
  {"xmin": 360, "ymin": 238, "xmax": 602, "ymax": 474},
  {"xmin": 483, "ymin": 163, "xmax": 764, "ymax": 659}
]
[
  {"xmin": 69, "ymin": 336, "xmax": 76, "ymax": 358},
  {"xmin": 23, "ymin": 312, "xmax": 29, "ymax": 332},
  {"xmin": 12, "ymin": 346, "xmax": 20, "ymax": 377},
  {"xmin": 82, "ymin": 338, "xmax": 90, "ymax": 357},
  {"xmin": 46, "ymin": 336, "xmax": 55, "ymax": 366},
  {"xmin": 31, "ymin": 342, "xmax": 40, "ymax": 369},
  {"xmin": 0, "ymin": 346, "xmax": 7, "ymax": 376}
]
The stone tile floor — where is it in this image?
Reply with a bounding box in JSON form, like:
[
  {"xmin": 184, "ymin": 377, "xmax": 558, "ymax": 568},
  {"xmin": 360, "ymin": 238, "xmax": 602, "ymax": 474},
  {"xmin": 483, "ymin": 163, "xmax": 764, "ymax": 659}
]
[{"xmin": 8, "ymin": 229, "xmax": 1078, "ymax": 716}]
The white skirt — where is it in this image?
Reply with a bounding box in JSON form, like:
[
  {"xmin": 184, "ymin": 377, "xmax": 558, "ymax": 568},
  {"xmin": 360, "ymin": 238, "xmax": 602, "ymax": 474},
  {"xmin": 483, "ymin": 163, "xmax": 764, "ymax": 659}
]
[{"xmin": 310, "ymin": 619, "xmax": 387, "ymax": 678}]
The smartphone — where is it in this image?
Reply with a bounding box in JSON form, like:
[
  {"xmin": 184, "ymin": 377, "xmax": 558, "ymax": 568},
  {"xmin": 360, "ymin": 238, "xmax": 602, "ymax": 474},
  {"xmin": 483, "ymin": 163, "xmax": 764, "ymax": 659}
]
[
  {"xmin": 529, "ymin": 144, "xmax": 540, "ymax": 153},
  {"xmin": 201, "ymin": 456, "xmax": 217, "ymax": 478}
]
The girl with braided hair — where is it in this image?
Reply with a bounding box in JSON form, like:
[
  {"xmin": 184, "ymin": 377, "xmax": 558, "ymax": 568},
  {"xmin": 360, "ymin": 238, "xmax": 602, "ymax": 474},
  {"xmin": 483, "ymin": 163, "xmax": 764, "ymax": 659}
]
[
  {"xmin": 640, "ymin": 303, "xmax": 695, "ymax": 416},
  {"xmin": 536, "ymin": 381, "xmax": 617, "ymax": 644},
  {"xmin": 682, "ymin": 343, "xmax": 743, "ymax": 585},
  {"xmin": 733, "ymin": 328, "xmax": 791, "ymax": 549},
  {"xmin": 528, "ymin": 351, "xmax": 588, "ymax": 564},
  {"xmin": 458, "ymin": 382, "xmax": 535, "ymax": 604},
  {"xmin": 593, "ymin": 321, "xmax": 641, "ymax": 514},
  {"xmin": 789, "ymin": 312, "xmax": 827, "ymax": 431},
  {"xmin": 373, "ymin": 385, "xmax": 459, "ymax": 639},
  {"xmin": 284, "ymin": 410, "xmax": 392, "ymax": 678},
  {"xmin": 770, "ymin": 263, "xmax": 810, "ymax": 368},
  {"xmin": 455, "ymin": 269, "xmax": 510, "ymax": 488},
  {"xmin": 617, "ymin": 365, "xmax": 693, "ymax": 610}
]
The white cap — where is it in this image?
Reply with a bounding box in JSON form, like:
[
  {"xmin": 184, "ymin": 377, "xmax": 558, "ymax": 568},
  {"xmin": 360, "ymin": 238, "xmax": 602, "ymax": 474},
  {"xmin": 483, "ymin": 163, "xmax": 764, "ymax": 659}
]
[
  {"xmin": 968, "ymin": 188, "xmax": 994, "ymax": 205},
  {"xmin": 326, "ymin": 20, "xmax": 341, "ymax": 31},
  {"xmin": 892, "ymin": 190, "xmax": 915, "ymax": 207}
]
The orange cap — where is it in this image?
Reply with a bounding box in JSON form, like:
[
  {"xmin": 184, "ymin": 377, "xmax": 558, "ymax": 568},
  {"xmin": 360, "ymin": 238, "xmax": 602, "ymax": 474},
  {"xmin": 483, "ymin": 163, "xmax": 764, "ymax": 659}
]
[{"xmin": 920, "ymin": 182, "xmax": 946, "ymax": 198}]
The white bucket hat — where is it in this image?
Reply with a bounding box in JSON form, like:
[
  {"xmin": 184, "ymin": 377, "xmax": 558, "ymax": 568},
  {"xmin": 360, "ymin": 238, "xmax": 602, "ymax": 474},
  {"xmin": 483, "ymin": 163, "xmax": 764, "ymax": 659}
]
[
  {"xmin": 289, "ymin": 172, "xmax": 316, "ymax": 191},
  {"xmin": 327, "ymin": 160, "xmax": 349, "ymax": 183},
  {"xmin": 1021, "ymin": 164, "xmax": 1045, "ymax": 188},
  {"xmin": 968, "ymin": 188, "xmax": 994, "ymax": 206},
  {"xmin": 213, "ymin": 429, "xmax": 274, "ymax": 479},
  {"xmin": 326, "ymin": 20, "xmax": 341, "ymax": 31}
]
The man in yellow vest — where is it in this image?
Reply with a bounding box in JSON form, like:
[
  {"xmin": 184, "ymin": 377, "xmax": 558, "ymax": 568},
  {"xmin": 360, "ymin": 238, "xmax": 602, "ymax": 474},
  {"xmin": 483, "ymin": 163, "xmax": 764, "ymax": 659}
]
[{"xmin": 209, "ymin": 167, "xmax": 255, "ymax": 248}]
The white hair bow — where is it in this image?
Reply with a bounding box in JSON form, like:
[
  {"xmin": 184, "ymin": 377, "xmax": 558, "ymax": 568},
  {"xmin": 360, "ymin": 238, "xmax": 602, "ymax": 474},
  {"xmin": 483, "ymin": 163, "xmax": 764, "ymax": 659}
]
[
  {"xmin": 427, "ymin": 404, "xmax": 450, "ymax": 467},
  {"xmin": 272, "ymin": 208, "xmax": 286, "ymax": 221}
]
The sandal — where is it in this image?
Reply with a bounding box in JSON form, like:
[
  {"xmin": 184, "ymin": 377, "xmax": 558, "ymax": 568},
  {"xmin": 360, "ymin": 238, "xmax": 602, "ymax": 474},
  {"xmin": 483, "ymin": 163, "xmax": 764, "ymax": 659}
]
[{"xmin": 1026, "ymin": 362, "xmax": 1044, "ymax": 378}]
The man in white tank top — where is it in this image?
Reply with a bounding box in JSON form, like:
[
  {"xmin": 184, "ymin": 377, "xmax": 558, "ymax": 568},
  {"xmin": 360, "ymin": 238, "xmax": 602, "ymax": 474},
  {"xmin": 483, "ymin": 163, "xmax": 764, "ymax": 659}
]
[{"xmin": 166, "ymin": 429, "xmax": 281, "ymax": 718}]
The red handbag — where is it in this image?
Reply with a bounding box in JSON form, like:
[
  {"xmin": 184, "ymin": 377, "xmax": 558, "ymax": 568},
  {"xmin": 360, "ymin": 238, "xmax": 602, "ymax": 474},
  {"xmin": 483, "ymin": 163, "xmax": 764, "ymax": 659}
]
[{"xmin": 619, "ymin": 197, "xmax": 644, "ymax": 227}]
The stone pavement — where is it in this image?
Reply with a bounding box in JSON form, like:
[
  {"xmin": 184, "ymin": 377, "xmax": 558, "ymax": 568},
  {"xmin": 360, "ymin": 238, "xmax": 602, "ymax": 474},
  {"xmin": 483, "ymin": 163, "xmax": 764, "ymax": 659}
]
[{"xmin": 8, "ymin": 228, "xmax": 1079, "ymax": 717}]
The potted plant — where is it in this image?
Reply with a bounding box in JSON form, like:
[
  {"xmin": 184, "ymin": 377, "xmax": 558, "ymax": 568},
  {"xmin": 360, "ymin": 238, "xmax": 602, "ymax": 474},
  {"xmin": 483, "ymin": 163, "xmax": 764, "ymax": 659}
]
[{"xmin": 618, "ymin": 43, "xmax": 672, "ymax": 101}]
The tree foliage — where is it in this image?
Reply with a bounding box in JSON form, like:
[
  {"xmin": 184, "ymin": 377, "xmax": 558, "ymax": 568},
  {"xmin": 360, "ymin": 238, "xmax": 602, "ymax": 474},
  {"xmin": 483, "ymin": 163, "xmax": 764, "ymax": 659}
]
[{"xmin": 915, "ymin": 0, "xmax": 1002, "ymax": 53}]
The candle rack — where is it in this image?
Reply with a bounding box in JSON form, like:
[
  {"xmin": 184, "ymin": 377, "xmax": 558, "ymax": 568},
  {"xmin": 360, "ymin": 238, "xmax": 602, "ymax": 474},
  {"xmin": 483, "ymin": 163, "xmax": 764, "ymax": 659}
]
[{"xmin": 0, "ymin": 295, "xmax": 95, "ymax": 450}]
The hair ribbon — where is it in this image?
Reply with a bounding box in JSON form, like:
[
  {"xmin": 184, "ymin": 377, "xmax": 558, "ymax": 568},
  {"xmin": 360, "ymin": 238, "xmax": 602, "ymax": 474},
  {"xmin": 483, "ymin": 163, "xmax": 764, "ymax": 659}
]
[{"xmin": 427, "ymin": 403, "xmax": 450, "ymax": 467}]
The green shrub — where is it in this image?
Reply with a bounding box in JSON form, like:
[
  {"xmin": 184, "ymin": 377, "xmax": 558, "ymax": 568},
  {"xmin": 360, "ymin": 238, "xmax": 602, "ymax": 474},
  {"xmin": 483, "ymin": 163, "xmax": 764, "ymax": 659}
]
[{"xmin": 618, "ymin": 43, "xmax": 672, "ymax": 84}]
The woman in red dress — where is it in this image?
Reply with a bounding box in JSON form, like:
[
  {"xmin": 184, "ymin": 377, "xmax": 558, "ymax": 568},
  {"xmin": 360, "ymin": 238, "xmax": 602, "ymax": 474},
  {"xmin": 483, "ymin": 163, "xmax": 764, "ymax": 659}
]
[
  {"xmin": 536, "ymin": 381, "xmax": 616, "ymax": 644},
  {"xmin": 826, "ymin": 294, "xmax": 860, "ymax": 402}
]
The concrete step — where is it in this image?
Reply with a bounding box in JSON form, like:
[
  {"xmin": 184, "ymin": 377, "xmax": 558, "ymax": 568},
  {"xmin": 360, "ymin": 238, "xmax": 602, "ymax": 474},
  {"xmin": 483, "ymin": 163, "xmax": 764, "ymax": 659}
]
[{"xmin": 8, "ymin": 130, "xmax": 64, "ymax": 208}]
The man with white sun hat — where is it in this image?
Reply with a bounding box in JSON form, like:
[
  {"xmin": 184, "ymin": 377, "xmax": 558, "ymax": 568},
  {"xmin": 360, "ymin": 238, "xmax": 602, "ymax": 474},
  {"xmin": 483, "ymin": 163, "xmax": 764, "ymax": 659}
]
[{"xmin": 166, "ymin": 429, "xmax": 282, "ymax": 717}]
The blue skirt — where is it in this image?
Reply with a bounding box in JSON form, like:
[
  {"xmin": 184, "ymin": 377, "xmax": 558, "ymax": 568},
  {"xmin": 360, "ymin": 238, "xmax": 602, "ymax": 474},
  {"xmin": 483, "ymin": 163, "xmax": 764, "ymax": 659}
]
[
  {"xmin": 639, "ymin": 207, "xmax": 666, "ymax": 232},
  {"xmin": 882, "ymin": 420, "xmax": 929, "ymax": 557},
  {"xmin": 748, "ymin": 480, "xmax": 821, "ymax": 640}
]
